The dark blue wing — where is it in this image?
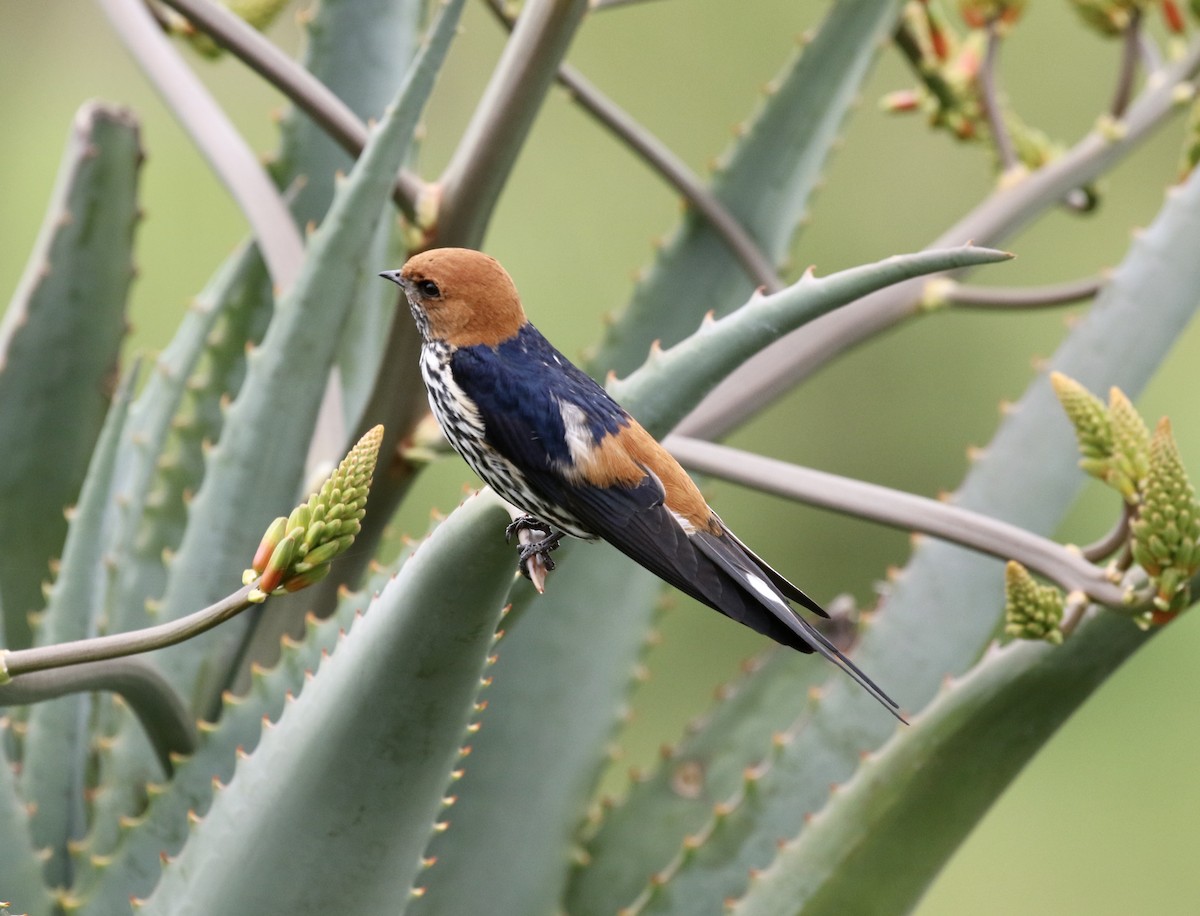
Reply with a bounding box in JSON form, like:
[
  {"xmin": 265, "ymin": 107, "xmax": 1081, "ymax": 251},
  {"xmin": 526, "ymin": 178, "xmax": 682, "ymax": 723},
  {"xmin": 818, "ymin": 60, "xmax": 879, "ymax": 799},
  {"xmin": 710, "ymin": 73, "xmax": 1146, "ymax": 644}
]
[
  {"xmin": 451, "ymin": 326, "xmax": 827, "ymax": 644},
  {"xmin": 450, "ymin": 325, "xmax": 628, "ymax": 474},
  {"xmin": 548, "ymin": 476, "xmax": 901, "ymax": 716},
  {"xmin": 555, "ymin": 474, "xmax": 824, "ymax": 654}
]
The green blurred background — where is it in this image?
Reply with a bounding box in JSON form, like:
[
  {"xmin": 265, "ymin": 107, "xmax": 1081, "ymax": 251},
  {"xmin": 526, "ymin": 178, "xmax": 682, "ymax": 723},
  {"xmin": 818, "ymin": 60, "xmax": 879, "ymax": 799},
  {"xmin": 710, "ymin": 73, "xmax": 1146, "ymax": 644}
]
[{"xmin": 3, "ymin": 1, "xmax": 1199, "ymax": 912}]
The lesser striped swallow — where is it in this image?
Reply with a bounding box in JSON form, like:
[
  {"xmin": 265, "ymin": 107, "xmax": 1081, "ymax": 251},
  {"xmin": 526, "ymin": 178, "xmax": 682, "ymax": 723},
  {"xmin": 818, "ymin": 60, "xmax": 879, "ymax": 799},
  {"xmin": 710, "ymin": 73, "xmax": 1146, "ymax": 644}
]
[{"xmin": 380, "ymin": 248, "xmax": 900, "ymax": 718}]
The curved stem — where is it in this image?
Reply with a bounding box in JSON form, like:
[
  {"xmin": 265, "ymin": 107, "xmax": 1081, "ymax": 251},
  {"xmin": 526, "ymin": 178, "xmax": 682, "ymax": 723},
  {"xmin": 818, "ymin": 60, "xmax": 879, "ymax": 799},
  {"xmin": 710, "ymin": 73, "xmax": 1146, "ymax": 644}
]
[
  {"xmin": 1111, "ymin": 12, "xmax": 1143, "ymax": 119},
  {"xmin": 677, "ymin": 39, "xmax": 1200, "ymax": 441},
  {"xmin": 1059, "ymin": 591, "xmax": 1092, "ymax": 637},
  {"xmin": 1137, "ymin": 26, "xmax": 1163, "ymax": 74},
  {"xmin": 944, "ymin": 276, "xmax": 1103, "ymax": 309},
  {"xmin": 437, "ymin": 0, "xmax": 590, "ymax": 247},
  {"xmin": 481, "ymin": 0, "xmax": 782, "ymax": 291},
  {"xmin": 666, "ymin": 436, "xmax": 1127, "ymax": 606},
  {"xmin": 555, "ymin": 61, "xmax": 785, "ymax": 292},
  {"xmin": 1080, "ymin": 502, "xmax": 1133, "ymax": 562},
  {"xmin": 1, "ymin": 585, "xmax": 256, "ymax": 680},
  {"xmin": 157, "ymin": 0, "xmax": 425, "ymax": 218},
  {"xmin": 980, "ymin": 18, "xmax": 1016, "ymax": 172},
  {"xmin": 96, "ymin": 0, "xmax": 305, "ymax": 291},
  {"xmin": 0, "ymin": 658, "xmax": 196, "ymax": 772}
]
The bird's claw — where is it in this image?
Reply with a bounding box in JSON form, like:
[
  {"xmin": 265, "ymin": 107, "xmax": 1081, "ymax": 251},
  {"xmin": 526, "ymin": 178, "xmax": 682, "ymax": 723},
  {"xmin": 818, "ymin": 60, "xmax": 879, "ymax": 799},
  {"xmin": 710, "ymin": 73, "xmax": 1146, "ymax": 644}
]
[
  {"xmin": 510, "ymin": 525, "xmax": 564, "ymax": 594},
  {"xmin": 517, "ymin": 535, "xmax": 560, "ymax": 577},
  {"xmin": 505, "ymin": 514, "xmax": 550, "ymax": 543}
]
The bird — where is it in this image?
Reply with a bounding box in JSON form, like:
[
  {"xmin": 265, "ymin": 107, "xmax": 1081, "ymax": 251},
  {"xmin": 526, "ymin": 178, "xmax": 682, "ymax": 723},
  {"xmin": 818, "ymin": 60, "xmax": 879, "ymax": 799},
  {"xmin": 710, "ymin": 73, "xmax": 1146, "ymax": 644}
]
[{"xmin": 380, "ymin": 248, "xmax": 901, "ymax": 719}]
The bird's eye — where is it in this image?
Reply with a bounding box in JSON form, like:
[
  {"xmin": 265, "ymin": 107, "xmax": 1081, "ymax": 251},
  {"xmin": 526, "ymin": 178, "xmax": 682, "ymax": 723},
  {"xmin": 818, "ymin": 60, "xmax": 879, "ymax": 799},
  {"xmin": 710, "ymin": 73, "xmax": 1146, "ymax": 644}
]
[{"xmin": 417, "ymin": 279, "xmax": 441, "ymax": 298}]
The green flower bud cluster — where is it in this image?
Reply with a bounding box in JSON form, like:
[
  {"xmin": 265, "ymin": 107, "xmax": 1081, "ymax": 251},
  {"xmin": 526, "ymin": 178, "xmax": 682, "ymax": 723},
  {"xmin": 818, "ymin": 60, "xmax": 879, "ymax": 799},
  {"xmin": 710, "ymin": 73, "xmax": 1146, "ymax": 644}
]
[
  {"xmin": 1050, "ymin": 372, "xmax": 1112, "ymax": 476},
  {"xmin": 1003, "ymin": 561, "xmax": 1065, "ymax": 645},
  {"xmin": 884, "ymin": 1, "xmax": 1068, "ymax": 184},
  {"xmin": 1130, "ymin": 418, "xmax": 1200, "ymax": 613},
  {"xmin": 1108, "ymin": 388, "xmax": 1151, "ymax": 503},
  {"xmin": 1052, "ymin": 375, "xmax": 1200, "ymax": 618},
  {"xmin": 1050, "ymin": 373, "xmax": 1149, "ymax": 503},
  {"xmin": 890, "ymin": 6, "xmax": 983, "ymax": 141},
  {"xmin": 244, "ymin": 425, "xmax": 383, "ymax": 602}
]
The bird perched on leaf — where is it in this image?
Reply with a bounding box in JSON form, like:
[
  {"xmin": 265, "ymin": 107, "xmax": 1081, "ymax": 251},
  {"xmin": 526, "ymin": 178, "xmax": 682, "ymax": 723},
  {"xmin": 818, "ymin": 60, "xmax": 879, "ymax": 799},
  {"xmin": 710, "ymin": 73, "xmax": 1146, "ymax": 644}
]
[{"xmin": 380, "ymin": 248, "xmax": 901, "ymax": 720}]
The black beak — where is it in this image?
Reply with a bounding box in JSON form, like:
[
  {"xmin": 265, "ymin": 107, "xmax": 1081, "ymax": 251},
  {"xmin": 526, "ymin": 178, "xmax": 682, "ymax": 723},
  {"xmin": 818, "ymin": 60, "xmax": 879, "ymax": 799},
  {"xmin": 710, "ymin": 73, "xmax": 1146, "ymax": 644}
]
[{"xmin": 379, "ymin": 269, "xmax": 406, "ymax": 287}]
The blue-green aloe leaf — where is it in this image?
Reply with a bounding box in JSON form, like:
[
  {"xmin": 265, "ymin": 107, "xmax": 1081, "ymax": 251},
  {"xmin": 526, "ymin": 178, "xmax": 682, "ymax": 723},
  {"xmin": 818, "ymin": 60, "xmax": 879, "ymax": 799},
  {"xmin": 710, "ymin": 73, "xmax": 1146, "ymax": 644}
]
[
  {"xmin": 611, "ymin": 245, "xmax": 1011, "ymax": 437},
  {"xmin": 0, "ymin": 730, "xmax": 53, "ymax": 916},
  {"xmin": 88, "ymin": 0, "xmax": 427, "ymax": 849},
  {"xmin": 152, "ymin": 0, "xmax": 464, "ymax": 711},
  {"xmin": 591, "ymin": 0, "xmax": 902, "ymax": 377},
  {"xmin": 140, "ymin": 493, "xmax": 513, "ymax": 914},
  {"xmin": 82, "ymin": 242, "xmax": 273, "ymax": 864},
  {"xmin": 0, "ymin": 102, "xmax": 139, "ymax": 649},
  {"xmin": 571, "ymin": 649, "xmax": 829, "ymax": 905},
  {"xmin": 572, "ymin": 102, "xmax": 1200, "ymax": 916},
  {"xmin": 107, "ymin": 241, "xmax": 267, "ymax": 640},
  {"xmin": 409, "ymin": 543, "xmax": 663, "ymax": 916},
  {"xmin": 271, "ymin": 0, "xmax": 423, "ymax": 425},
  {"xmin": 729, "ymin": 613, "xmax": 1150, "ymax": 916},
  {"xmin": 271, "ymin": 0, "xmax": 423, "ymax": 227},
  {"xmin": 73, "ymin": 541, "xmax": 407, "ymax": 911},
  {"xmin": 18, "ymin": 364, "xmax": 138, "ymax": 888}
]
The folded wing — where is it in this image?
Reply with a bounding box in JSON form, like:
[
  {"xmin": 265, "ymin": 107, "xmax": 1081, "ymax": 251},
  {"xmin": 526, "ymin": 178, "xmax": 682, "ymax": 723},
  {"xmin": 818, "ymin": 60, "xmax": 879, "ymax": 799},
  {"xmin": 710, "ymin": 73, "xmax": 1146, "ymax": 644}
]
[{"xmin": 558, "ymin": 470, "xmax": 901, "ymax": 719}]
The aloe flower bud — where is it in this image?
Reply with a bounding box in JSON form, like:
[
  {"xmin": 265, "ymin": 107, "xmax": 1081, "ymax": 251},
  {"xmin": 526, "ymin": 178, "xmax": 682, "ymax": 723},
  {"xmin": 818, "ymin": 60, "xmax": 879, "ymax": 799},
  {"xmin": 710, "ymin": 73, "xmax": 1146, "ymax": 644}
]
[
  {"xmin": 1050, "ymin": 373, "xmax": 1153, "ymax": 503},
  {"xmin": 1107, "ymin": 387, "xmax": 1151, "ymax": 504},
  {"xmin": 256, "ymin": 532, "xmax": 298, "ymax": 595},
  {"xmin": 293, "ymin": 535, "xmax": 355, "ymax": 575},
  {"xmin": 245, "ymin": 425, "xmax": 383, "ymax": 601},
  {"xmin": 248, "ymin": 515, "xmax": 288, "ymax": 579},
  {"xmin": 282, "ymin": 563, "xmax": 332, "ymax": 592},
  {"xmin": 1130, "ymin": 418, "xmax": 1200, "ymax": 613},
  {"xmin": 286, "ymin": 503, "xmax": 312, "ymax": 538},
  {"xmin": 1050, "ymin": 372, "xmax": 1114, "ymax": 481},
  {"xmin": 1003, "ymin": 561, "xmax": 1065, "ymax": 645}
]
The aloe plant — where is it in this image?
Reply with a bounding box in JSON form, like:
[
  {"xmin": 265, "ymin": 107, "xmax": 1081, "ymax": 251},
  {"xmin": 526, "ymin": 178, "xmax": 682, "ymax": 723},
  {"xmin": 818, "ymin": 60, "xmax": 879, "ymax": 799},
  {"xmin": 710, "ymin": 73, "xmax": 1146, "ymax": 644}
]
[{"xmin": 2, "ymin": 1, "xmax": 1199, "ymax": 914}]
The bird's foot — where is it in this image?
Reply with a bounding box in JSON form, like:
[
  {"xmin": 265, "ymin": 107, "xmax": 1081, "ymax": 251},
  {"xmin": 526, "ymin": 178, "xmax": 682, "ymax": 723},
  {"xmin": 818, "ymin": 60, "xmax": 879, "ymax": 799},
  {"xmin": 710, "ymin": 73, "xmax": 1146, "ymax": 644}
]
[
  {"xmin": 508, "ymin": 521, "xmax": 564, "ymax": 594},
  {"xmin": 518, "ymin": 535, "xmax": 562, "ymax": 574},
  {"xmin": 505, "ymin": 514, "xmax": 551, "ymax": 543}
]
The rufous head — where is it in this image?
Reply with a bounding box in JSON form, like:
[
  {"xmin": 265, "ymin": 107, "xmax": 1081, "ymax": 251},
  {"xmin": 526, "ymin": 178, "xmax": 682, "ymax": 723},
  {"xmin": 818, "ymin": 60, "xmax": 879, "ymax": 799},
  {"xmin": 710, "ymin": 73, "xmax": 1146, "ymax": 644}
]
[{"xmin": 380, "ymin": 248, "xmax": 528, "ymax": 348}]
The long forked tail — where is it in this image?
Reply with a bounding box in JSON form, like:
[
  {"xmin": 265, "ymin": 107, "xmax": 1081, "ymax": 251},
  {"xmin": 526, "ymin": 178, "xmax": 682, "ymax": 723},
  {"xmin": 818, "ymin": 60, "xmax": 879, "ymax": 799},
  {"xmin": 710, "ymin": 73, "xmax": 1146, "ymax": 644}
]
[
  {"xmin": 692, "ymin": 530, "xmax": 905, "ymax": 723},
  {"xmin": 786, "ymin": 611, "xmax": 905, "ymax": 722}
]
